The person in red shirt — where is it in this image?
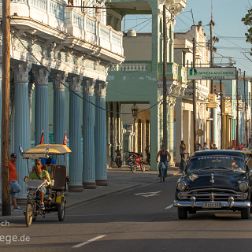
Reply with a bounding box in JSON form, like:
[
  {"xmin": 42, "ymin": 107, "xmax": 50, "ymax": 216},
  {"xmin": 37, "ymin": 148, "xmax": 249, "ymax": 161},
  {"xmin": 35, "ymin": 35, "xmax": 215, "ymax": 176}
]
[{"xmin": 8, "ymin": 153, "xmax": 21, "ymax": 210}]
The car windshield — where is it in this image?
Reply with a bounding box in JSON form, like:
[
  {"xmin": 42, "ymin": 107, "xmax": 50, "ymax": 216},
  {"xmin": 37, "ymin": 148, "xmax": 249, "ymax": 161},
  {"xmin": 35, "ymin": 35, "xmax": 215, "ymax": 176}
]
[{"xmin": 187, "ymin": 155, "xmax": 246, "ymax": 172}]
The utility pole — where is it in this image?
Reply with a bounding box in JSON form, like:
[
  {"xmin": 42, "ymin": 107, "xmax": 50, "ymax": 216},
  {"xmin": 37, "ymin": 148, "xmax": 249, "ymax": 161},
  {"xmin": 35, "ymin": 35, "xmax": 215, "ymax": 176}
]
[
  {"xmin": 109, "ymin": 102, "xmax": 114, "ymax": 167},
  {"xmin": 2, "ymin": 0, "xmax": 11, "ymax": 215},
  {"xmin": 209, "ymin": 15, "xmax": 215, "ymax": 146},
  {"xmin": 220, "ymin": 80, "xmax": 223, "ymax": 149},
  {"xmin": 236, "ymin": 70, "xmax": 239, "ymax": 147},
  {"xmin": 192, "ymin": 38, "xmax": 197, "ymax": 152},
  {"xmin": 244, "ymin": 71, "xmax": 248, "ymax": 147},
  {"xmin": 162, "ymin": 4, "xmax": 168, "ymax": 149}
]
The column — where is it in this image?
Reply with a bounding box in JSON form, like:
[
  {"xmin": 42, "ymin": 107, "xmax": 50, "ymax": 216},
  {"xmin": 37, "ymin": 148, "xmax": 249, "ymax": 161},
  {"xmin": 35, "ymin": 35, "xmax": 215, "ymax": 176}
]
[
  {"xmin": 32, "ymin": 66, "xmax": 49, "ymax": 144},
  {"xmin": 150, "ymin": 100, "xmax": 159, "ymax": 170},
  {"xmin": 175, "ymin": 97, "xmax": 183, "ymax": 165},
  {"xmin": 142, "ymin": 121, "xmax": 147, "ymax": 160},
  {"xmin": 83, "ymin": 78, "xmax": 96, "ymax": 189},
  {"xmin": 0, "ymin": 66, "xmax": 1, "ymax": 201},
  {"xmin": 52, "ymin": 71, "xmax": 66, "ymax": 165},
  {"xmin": 53, "ymin": 71, "xmax": 66, "ymax": 144},
  {"xmin": 69, "ymin": 75, "xmax": 83, "ymax": 192},
  {"xmin": 95, "ymin": 81, "xmax": 108, "ymax": 186},
  {"xmin": 213, "ymin": 108, "xmax": 218, "ymax": 147},
  {"xmin": 168, "ymin": 98, "xmax": 175, "ymax": 166},
  {"xmin": 13, "ymin": 62, "xmax": 31, "ymax": 198},
  {"xmin": 108, "ymin": 102, "xmax": 114, "ymax": 167}
]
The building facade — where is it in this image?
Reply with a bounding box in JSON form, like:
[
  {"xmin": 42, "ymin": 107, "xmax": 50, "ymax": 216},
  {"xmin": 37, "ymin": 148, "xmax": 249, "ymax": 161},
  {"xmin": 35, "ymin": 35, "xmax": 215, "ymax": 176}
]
[
  {"xmin": 107, "ymin": 0, "xmax": 187, "ymax": 168},
  {"xmin": 174, "ymin": 23, "xmax": 211, "ymax": 162},
  {"xmin": 0, "ymin": 0, "xmax": 124, "ymax": 198}
]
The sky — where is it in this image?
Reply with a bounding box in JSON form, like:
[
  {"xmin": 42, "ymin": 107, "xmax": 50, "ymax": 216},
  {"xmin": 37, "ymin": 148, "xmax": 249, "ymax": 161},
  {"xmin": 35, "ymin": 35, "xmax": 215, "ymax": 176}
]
[{"xmin": 124, "ymin": 0, "xmax": 252, "ymax": 76}]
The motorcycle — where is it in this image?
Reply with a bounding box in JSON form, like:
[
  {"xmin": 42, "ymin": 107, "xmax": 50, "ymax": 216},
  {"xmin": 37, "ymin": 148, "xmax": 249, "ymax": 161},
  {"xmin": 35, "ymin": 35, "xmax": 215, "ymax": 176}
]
[{"xmin": 127, "ymin": 152, "xmax": 145, "ymax": 172}]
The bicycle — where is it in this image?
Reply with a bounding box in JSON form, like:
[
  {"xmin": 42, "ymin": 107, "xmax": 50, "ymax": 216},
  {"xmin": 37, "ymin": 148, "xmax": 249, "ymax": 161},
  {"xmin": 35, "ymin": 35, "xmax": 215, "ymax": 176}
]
[{"xmin": 158, "ymin": 161, "xmax": 167, "ymax": 182}]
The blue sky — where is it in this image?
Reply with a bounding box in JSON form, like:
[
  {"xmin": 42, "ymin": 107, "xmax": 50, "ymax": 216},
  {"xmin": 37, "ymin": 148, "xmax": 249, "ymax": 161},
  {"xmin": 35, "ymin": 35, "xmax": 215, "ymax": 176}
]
[
  {"xmin": 176, "ymin": 0, "xmax": 252, "ymax": 76},
  {"xmin": 124, "ymin": 0, "xmax": 252, "ymax": 76}
]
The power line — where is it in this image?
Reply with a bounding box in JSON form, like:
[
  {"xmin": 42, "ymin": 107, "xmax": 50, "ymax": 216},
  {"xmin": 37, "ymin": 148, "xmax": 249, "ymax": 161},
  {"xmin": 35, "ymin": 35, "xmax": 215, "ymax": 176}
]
[{"xmin": 123, "ymin": 17, "xmax": 152, "ymax": 32}]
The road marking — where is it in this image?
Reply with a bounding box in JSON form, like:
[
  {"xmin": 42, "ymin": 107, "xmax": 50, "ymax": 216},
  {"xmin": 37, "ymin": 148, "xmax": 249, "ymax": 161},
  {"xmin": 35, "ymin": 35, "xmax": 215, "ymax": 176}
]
[
  {"xmin": 164, "ymin": 204, "xmax": 174, "ymax": 210},
  {"xmin": 134, "ymin": 191, "xmax": 161, "ymax": 198},
  {"xmin": 72, "ymin": 235, "xmax": 106, "ymax": 248}
]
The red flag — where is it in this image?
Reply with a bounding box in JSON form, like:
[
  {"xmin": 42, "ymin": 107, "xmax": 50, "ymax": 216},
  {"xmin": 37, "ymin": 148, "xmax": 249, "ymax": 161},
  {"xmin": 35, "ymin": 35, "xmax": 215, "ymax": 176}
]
[
  {"xmin": 39, "ymin": 131, "xmax": 44, "ymax": 144},
  {"xmin": 63, "ymin": 133, "xmax": 68, "ymax": 145}
]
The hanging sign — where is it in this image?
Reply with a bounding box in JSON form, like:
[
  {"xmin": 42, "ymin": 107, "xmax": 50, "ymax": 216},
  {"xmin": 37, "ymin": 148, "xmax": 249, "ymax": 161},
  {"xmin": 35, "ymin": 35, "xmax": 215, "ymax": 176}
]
[
  {"xmin": 207, "ymin": 93, "xmax": 218, "ymax": 108},
  {"xmin": 188, "ymin": 67, "xmax": 236, "ymax": 80}
]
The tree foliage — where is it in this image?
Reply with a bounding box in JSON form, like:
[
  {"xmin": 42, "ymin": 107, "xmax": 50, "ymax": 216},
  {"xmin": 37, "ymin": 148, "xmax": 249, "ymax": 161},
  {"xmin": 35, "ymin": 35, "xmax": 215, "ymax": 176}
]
[{"xmin": 242, "ymin": 9, "xmax": 252, "ymax": 44}]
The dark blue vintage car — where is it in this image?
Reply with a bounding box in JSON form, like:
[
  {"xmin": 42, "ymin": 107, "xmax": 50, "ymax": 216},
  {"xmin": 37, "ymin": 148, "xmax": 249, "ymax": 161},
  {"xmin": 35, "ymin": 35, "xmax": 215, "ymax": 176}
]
[{"xmin": 174, "ymin": 150, "xmax": 252, "ymax": 219}]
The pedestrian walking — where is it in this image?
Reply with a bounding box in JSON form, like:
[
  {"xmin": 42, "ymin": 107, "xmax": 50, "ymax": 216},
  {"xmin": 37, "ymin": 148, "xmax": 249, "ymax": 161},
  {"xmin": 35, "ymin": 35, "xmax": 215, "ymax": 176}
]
[
  {"xmin": 145, "ymin": 145, "xmax": 150, "ymax": 165},
  {"xmin": 8, "ymin": 153, "xmax": 22, "ymax": 210},
  {"xmin": 179, "ymin": 140, "xmax": 186, "ymax": 159}
]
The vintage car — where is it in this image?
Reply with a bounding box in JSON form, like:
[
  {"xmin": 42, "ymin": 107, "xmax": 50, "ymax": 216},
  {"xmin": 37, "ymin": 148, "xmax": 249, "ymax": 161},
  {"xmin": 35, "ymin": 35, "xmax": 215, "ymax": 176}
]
[{"xmin": 173, "ymin": 150, "xmax": 252, "ymax": 219}]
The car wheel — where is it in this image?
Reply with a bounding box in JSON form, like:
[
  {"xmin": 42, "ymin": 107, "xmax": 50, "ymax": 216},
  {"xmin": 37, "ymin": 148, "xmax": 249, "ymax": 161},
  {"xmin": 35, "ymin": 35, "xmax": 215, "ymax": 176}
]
[
  {"xmin": 178, "ymin": 207, "xmax": 187, "ymax": 219},
  {"xmin": 241, "ymin": 208, "xmax": 250, "ymax": 219}
]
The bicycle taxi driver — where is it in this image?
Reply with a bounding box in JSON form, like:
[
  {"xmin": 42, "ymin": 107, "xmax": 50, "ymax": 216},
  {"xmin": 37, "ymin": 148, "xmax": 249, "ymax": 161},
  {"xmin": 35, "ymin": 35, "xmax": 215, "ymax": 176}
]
[{"xmin": 29, "ymin": 159, "xmax": 51, "ymax": 210}]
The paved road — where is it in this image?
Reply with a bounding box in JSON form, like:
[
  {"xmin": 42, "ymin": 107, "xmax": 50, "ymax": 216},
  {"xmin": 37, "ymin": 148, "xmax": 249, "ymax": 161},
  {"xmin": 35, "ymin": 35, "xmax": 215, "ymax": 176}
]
[{"xmin": 1, "ymin": 173, "xmax": 252, "ymax": 252}]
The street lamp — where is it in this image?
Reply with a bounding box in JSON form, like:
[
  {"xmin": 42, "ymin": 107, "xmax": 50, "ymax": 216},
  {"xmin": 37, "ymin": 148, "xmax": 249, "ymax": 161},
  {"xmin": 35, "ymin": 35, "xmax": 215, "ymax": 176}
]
[{"xmin": 131, "ymin": 103, "xmax": 138, "ymax": 152}]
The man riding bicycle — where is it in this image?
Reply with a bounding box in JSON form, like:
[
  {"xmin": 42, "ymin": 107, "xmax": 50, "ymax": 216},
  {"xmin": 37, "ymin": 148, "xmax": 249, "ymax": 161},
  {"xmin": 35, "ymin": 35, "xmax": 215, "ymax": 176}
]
[
  {"xmin": 156, "ymin": 145, "xmax": 171, "ymax": 182},
  {"xmin": 28, "ymin": 159, "xmax": 51, "ymax": 210}
]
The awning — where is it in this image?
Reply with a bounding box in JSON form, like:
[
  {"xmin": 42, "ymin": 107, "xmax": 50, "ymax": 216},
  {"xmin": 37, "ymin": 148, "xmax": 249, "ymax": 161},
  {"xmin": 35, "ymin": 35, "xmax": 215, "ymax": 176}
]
[{"xmin": 22, "ymin": 144, "xmax": 72, "ymax": 159}]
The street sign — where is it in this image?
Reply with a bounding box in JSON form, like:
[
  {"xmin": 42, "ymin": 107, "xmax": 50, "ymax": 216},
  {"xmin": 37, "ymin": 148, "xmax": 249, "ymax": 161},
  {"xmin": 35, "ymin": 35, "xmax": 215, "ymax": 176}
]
[
  {"xmin": 188, "ymin": 67, "xmax": 236, "ymax": 80},
  {"xmin": 207, "ymin": 93, "xmax": 218, "ymax": 108}
]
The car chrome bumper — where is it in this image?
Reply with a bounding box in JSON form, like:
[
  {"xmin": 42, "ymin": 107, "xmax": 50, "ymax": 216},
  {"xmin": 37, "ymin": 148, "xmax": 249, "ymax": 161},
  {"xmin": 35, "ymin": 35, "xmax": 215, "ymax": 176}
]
[{"xmin": 173, "ymin": 200, "xmax": 251, "ymax": 209}]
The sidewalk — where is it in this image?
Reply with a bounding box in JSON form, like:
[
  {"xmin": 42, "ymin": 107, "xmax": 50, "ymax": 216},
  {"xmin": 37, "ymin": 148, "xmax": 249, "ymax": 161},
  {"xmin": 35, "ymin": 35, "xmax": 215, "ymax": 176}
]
[{"xmin": 0, "ymin": 166, "xmax": 179, "ymax": 217}]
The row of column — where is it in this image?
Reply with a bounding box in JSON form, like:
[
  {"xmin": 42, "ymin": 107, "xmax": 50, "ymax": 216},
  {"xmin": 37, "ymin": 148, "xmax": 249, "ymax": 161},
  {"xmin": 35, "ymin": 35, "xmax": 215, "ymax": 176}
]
[{"xmin": 12, "ymin": 61, "xmax": 107, "ymax": 197}]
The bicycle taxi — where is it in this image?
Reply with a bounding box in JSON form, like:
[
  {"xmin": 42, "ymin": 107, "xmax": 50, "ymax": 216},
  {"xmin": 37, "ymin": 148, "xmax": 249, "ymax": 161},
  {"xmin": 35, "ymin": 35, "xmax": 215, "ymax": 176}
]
[{"xmin": 22, "ymin": 144, "xmax": 71, "ymax": 227}]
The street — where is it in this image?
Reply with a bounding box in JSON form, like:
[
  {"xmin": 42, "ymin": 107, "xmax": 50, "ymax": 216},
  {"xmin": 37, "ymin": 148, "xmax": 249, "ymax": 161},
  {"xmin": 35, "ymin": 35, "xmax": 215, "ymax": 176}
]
[{"xmin": 1, "ymin": 172, "xmax": 252, "ymax": 252}]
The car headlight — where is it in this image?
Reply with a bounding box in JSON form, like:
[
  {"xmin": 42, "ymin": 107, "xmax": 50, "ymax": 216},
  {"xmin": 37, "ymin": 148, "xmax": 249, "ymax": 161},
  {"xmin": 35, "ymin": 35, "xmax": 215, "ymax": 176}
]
[
  {"xmin": 238, "ymin": 181, "xmax": 249, "ymax": 192},
  {"xmin": 177, "ymin": 181, "xmax": 187, "ymax": 191}
]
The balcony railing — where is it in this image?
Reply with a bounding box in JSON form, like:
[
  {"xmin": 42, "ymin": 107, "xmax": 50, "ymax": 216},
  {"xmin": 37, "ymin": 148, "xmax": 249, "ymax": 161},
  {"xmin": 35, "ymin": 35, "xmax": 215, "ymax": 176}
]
[
  {"xmin": 110, "ymin": 62, "xmax": 152, "ymax": 72},
  {"xmin": 1, "ymin": 0, "xmax": 124, "ymax": 57}
]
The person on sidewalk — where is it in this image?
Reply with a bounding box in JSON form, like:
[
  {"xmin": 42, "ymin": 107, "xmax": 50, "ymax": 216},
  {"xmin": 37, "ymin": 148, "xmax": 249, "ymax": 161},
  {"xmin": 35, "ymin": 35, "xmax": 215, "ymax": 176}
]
[
  {"xmin": 179, "ymin": 140, "xmax": 186, "ymax": 159},
  {"xmin": 29, "ymin": 159, "xmax": 51, "ymax": 210},
  {"xmin": 196, "ymin": 143, "xmax": 202, "ymax": 151},
  {"xmin": 145, "ymin": 145, "xmax": 150, "ymax": 165},
  {"xmin": 8, "ymin": 153, "xmax": 22, "ymax": 210},
  {"xmin": 212, "ymin": 143, "xmax": 218, "ymax": 149},
  {"xmin": 156, "ymin": 145, "xmax": 171, "ymax": 181},
  {"xmin": 202, "ymin": 142, "xmax": 209, "ymax": 150}
]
